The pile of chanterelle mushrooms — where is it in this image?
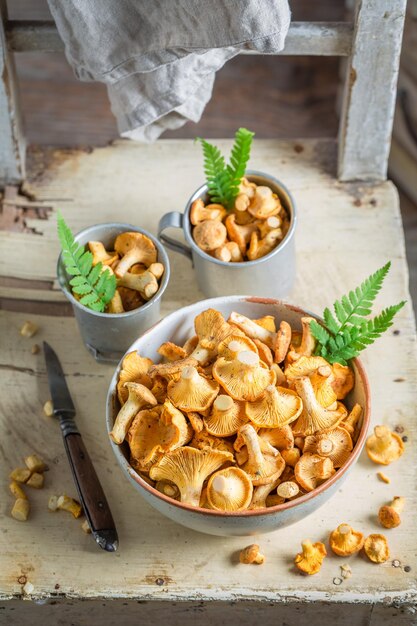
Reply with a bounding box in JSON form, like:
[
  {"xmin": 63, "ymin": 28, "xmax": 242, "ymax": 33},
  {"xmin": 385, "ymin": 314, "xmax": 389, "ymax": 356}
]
[
  {"xmin": 191, "ymin": 178, "xmax": 290, "ymax": 262},
  {"xmin": 85, "ymin": 232, "xmax": 164, "ymax": 313},
  {"xmin": 110, "ymin": 309, "xmax": 362, "ymax": 511}
]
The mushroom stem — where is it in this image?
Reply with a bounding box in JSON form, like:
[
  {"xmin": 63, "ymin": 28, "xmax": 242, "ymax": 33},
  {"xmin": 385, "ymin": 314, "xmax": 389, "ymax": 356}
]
[
  {"xmin": 229, "ymin": 312, "xmax": 275, "ymax": 346},
  {"xmin": 239, "ymin": 424, "xmax": 266, "ymax": 472},
  {"xmin": 373, "ymin": 425, "xmax": 394, "ymax": 448},
  {"xmin": 390, "ymin": 496, "xmax": 405, "ymax": 514},
  {"xmin": 117, "ymin": 270, "xmax": 158, "ymax": 300}
]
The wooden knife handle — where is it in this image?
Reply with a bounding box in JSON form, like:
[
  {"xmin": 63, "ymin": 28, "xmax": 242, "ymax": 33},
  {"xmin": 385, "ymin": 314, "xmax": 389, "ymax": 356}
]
[{"xmin": 64, "ymin": 433, "xmax": 118, "ymax": 551}]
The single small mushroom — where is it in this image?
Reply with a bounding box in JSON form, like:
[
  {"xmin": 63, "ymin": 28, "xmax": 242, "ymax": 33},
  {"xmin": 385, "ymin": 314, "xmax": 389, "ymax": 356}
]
[
  {"xmin": 277, "ymin": 480, "xmax": 300, "ymax": 499},
  {"xmin": 341, "ymin": 404, "xmax": 362, "ymax": 439},
  {"xmin": 292, "ymin": 377, "xmax": 347, "ymax": 436},
  {"xmin": 127, "ymin": 402, "xmax": 193, "ymax": 470},
  {"xmin": 366, "ymin": 425, "xmax": 404, "ymax": 465},
  {"xmin": 303, "ymin": 427, "xmax": 353, "ymax": 468},
  {"xmin": 117, "ymin": 269, "xmax": 159, "ymax": 300},
  {"xmin": 257, "ymin": 215, "xmax": 282, "ymax": 238},
  {"xmin": 295, "ymin": 453, "xmax": 335, "ymax": 492},
  {"xmin": 117, "ymin": 350, "xmax": 153, "ymax": 404},
  {"xmin": 148, "ymin": 356, "xmax": 199, "ymax": 381},
  {"xmin": 107, "ymin": 289, "xmax": 125, "ymax": 314},
  {"xmin": 239, "ymin": 544, "xmax": 265, "ymax": 564},
  {"xmin": 258, "ymin": 425, "xmax": 294, "ymax": 450},
  {"xmin": 329, "ymin": 523, "xmax": 364, "ymax": 556},
  {"xmin": 149, "ymin": 446, "xmax": 233, "ymax": 507},
  {"xmin": 248, "ymin": 186, "xmax": 281, "ymax": 220},
  {"xmin": 190, "ymin": 308, "xmax": 235, "ymax": 365},
  {"xmin": 114, "ymin": 232, "xmax": 157, "ymax": 277},
  {"xmin": 294, "ymin": 540, "xmax": 327, "ymax": 575},
  {"xmin": 204, "ymin": 394, "xmax": 247, "ymax": 437},
  {"xmin": 363, "ymin": 534, "xmax": 390, "ymax": 563},
  {"xmin": 193, "ymin": 220, "xmax": 227, "ymax": 252},
  {"xmin": 234, "ymin": 192, "xmax": 251, "ymax": 213},
  {"xmin": 190, "ymin": 198, "xmax": 226, "ymax": 225},
  {"xmin": 284, "ymin": 355, "xmax": 331, "ymax": 383},
  {"xmin": 213, "ymin": 351, "xmax": 276, "ymax": 402},
  {"xmin": 239, "ymin": 424, "xmax": 285, "ymax": 486},
  {"xmin": 110, "ymin": 382, "xmax": 157, "ymax": 444},
  {"xmin": 157, "ymin": 341, "xmax": 188, "ymax": 362},
  {"xmin": 88, "ymin": 241, "xmax": 118, "ymax": 266},
  {"xmin": 378, "ymin": 496, "xmax": 405, "ymax": 528},
  {"xmin": 228, "ymin": 311, "xmax": 277, "ymax": 347},
  {"xmin": 249, "ymin": 476, "xmax": 282, "ymax": 509},
  {"xmin": 330, "ymin": 362, "xmax": 355, "ymax": 399},
  {"xmin": 225, "ymin": 214, "xmax": 258, "ymax": 255},
  {"xmin": 167, "ymin": 366, "xmax": 219, "ymax": 412},
  {"xmin": 245, "ymin": 384, "xmax": 302, "ymax": 428},
  {"xmin": 290, "ymin": 317, "xmax": 317, "ymax": 359},
  {"xmin": 207, "ymin": 467, "xmax": 253, "ymax": 511},
  {"xmin": 239, "ymin": 177, "xmax": 257, "ymax": 199},
  {"xmin": 274, "ymin": 320, "xmax": 292, "ymax": 363},
  {"xmin": 281, "ymin": 448, "xmax": 301, "ymax": 467},
  {"xmin": 247, "ymin": 229, "xmax": 282, "ymax": 261}
]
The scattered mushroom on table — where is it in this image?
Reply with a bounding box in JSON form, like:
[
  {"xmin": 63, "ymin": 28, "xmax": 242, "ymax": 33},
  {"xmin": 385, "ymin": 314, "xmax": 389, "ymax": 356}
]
[
  {"xmin": 191, "ymin": 177, "xmax": 290, "ymax": 262},
  {"xmin": 111, "ymin": 308, "xmax": 364, "ymax": 512}
]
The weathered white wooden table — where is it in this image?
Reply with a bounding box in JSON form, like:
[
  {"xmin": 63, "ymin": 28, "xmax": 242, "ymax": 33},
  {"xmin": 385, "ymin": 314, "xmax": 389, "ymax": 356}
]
[{"xmin": 0, "ymin": 139, "xmax": 416, "ymax": 625}]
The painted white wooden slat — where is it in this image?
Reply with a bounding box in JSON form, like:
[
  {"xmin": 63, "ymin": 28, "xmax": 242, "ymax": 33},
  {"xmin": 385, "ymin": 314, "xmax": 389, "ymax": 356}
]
[
  {"xmin": 338, "ymin": 0, "xmax": 407, "ymax": 181},
  {"xmin": 0, "ymin": 3, "xmax": 25, "ymax": 184},
  {"xmin": 7, "ymin": 21, "xmax": 353, "ymax": 56}
]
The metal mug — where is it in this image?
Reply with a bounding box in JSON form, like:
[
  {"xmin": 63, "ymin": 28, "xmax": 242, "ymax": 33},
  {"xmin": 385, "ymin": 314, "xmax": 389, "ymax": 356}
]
[
  {"xmin": 57, "ymin": 222, "xmax": 170, "ymax": 363},
  {"xmin": 158, "ymin": 171, "xmax": 297, "ymax": 299}
]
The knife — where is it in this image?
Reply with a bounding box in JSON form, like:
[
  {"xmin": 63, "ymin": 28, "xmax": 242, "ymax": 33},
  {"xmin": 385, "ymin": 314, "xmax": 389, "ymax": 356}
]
[{"xmin": 43, "ymin": 341, "xmax": 118, "ymax": 552}]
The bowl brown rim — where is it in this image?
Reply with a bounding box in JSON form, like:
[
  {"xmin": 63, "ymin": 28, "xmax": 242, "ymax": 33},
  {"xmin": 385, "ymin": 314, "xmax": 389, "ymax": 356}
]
[{"xmin": 108, "ymin": 296, "xmax": 371, "ymax": 518}]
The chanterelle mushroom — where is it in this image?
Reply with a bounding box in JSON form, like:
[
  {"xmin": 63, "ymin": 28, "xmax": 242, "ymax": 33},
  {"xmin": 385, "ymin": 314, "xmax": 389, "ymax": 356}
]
[
  {"xmin": 88, "ymin": 241, "xmax": 118, "ymax": 266},
  {"xmin": 284, "ymin": 355, "xmax": 331, "ymax": 383},
  {"xmin": 213, "ymin": 351, "xmax": 276, "ymax": 402},
  {"xmin": 248, "ymin": 186, "xmax": 281, "ymax": 220},
  {"xmin": 127, "ymin": 401, "xmax": 192, "ymax": 469},
  {"xmin": 258, "ymin": 425, "xmax": 294, "ymax": 450},
  {"xmin": 167, "ymin": 366, "xmax": 219, "ymax": 412},
  {"xmin": 292, "ymin": 377, "xmax": 347, "ymax": 436},
  {"xmin": 277, "ymin": 481, "xmax": 299, "ymax": 499},
  {"xmin": 363, "ymin": 534, "xmax": 390, "ymax": 563},
  {"xmin": 117, "ymin": 268, "xmax": 159, "ymax": 300},
  {"xmin": 294, "ymin": 540, "xmax": 327, "ymax": 575},
  {"xmin": 114, "ymin": 232, "xmax": 157, "ymax": 277},
  {"xmin": 247, "ymin": 230, "xmax": 282, "ymax": 261},
  {"xmin": 331, "ymin": 362, "xmax": 354, "ymax": 399},
  {"xmin": 329, "ymin": 524, "xmax": 364, "ymax": 556},
  {"xmin": 303, "ymin": 427, "xmax": 353, "ymax": 468},
  {"xmin": 225, "ymin": 214, "xmax": 258, "ymax": 255},
  {"xmin": 245, "ymin": 384, "xmax": 302, "ymax": 428},
  {"xmin": 289, "ymin": 317, "xmax": 317, "ymax": 360},
  {"xmin": 204, "ymin": 395, "xmax": 247, "ymax": 437},
  {"xmin": 190, "ymin": 308, "xmax": 235, "ymax": 365},
  {"xmin": 249, "ymin": 476, "xmax": 282, "ymax": 509},
  {"xmin": 193, "ymin": 220, "xmax": 227, "ymax": 252},
  {"xmin": 190, "ymin": 199, "xmax": 226, "ymax": 225},
  {"xmin": 207, "ymin": 467, "xmax": 253, "ymax": 512},
  {"xmin": 378, "ymin": 496, "xmax": 405, "ymax": 528},
  {"xmin": 365, "ymin": 425, "xmax": 404, "ymax": 465},
  {"xmin": 239, "ymin": 424, "xmax": 285, "ymax": 486},
  {"xmin": 117, "ymin": 350, "xmax": 153, "ymax": 404},
  {"xmin": 295, "ymin": 453, "xmax": 335, "ymax": 492},
  {"xmin": 110, "ymin": 383, "xmax": 157, "ymax": 444},
  {"xmin": 217, "ymin": 334, "xmax": 258, "ymax": 361},
  {"xmin": 239, "ymin": 544, "xmax": 265, "ymax": 564},
  {"xmin": 149, "ymin": 446, "xmax": 233, "ymax": 506}
]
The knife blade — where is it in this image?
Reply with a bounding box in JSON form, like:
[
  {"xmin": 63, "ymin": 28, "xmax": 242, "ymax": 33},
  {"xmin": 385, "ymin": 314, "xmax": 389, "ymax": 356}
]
[{"xmin": 43, "ymin": 341, "xmax": 118, "ymax": 552}]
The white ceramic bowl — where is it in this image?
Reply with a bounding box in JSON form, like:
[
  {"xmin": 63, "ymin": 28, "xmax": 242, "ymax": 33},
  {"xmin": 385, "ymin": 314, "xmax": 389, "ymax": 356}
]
[{"xmin": 106, "ymin": 296, "xmax": 371, "ymax": 537}]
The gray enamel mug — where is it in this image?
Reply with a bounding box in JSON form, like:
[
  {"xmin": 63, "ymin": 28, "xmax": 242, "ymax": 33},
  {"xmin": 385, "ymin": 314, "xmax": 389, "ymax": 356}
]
[
  {"xmin": 158, "ymin": 171, "xmax": 297, "ymax": 299},
  {"xmin": 57, "ymin": 222, "xmax": 170, "ymax": 363}
]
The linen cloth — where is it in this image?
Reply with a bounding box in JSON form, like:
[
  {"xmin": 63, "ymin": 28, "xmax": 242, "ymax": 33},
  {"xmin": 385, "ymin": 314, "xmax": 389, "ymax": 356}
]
[{"xmin": 47, "ymin": 1, "xmax": 291, "ymax": 141}]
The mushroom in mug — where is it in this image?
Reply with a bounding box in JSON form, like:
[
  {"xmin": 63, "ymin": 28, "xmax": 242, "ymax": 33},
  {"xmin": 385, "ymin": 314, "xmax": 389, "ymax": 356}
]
[
  {"xmin": 114, "ymin": 232, "xmax": 157, "ymax": 277},
  {"xmin": 193, "ymin": 220, "xmax": 227, "ymax": 252}
]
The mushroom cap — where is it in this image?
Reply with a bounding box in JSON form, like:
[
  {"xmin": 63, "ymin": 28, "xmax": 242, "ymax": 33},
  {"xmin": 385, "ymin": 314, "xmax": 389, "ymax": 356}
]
[
  {"xmin": 88, "ymin": 241, "xmax": 118, "ymax": 266},
  {"xmin": 274, "ymin": 320, "xmax": 292, "ymax": 364},
  {"xmin": 189, "ymin": 430, "xmax": 235, "ymax": 456},
  {"xmin": 213, "ymin": 351, "xmax": 276, "ymax": 402},
  {"xmin": 191, "ymin": 309, "xmax": 235, "ymax": 364},
  {"xmin": 150, "ymin": 375, "xmax": 168, "ymax": 403},
  {"xmin": 254, "ymin": 315, "xmax": 277, "ymax": 333},
  {"xmin": 117, "ymin": 350, "xmax": 153, "ymax": 404},
  {"xmin": 294, "ymin": 540, "xmax": 327, "ymax": 575},
  {"xmin": 117, "ymin": 286, "xmax": 144, "ymax": 311},
  {"xmin": 248, "ymin": 186, "xmax": 281, "ymax": 219},
  {"xmin": 167, "ymin": 366, "xmax": 219, "ymax": 412},
  {"xmin": 148, "ymin": 356, "xmax": 199, "ymax": 381},
  {"xmin": 239, "ymin": 543, "xmax": 265, "ymax": 564},
  {"xmin": 149, "ymin": 446, "xmax": 233, "ymax": 506},
  {"xmin": 331, "ymin": 362, "xmax": 355, "ymax": 399},
  {"xmin": 110, "ymin": 382, "xmax": 158, "ymax": 444},
  {"xmin": 205, "ymin": 394, "xmax": 247, "ymax": 437},
  {"xmin": 190, "ymin": 199, "xmax": 226, "ymax": 225},
  {"xmin": 157, "ymin": 342, "xmax": 187, "ymax": 362},
  {"xmin": 245, "ymin": 384, "xmax": 303, "ymax": 428},
  {"xmin": 295, "ymin": 453, "xmax": 335, "ymax": 492},
  {"xmin": 193, "ymin": 220, "xmax": 227, "ymax": 252},
  {"xmin": 329, "ymin": 523, "xmax": 364, "ymax": 556},
  {"xmin": 284, "ymin": 355, "xmax": 330, "ymax": 383},
  {"xmin": 253, "ymin": 339, "xmax": 273, "ymax": 366},
  {"xmin": 378, "ymin": 497, "xmax": 405, "ymax": 528},
  {"xmin": 258, "ymin": 425, "xmax": 294, "ymax": 450},
  {"xmin": 217, "ymin": 334, "xmax": 258, "ymax": 361},
  {"xmin": 183, "ymin": 335, "xmax": 199, "ymax": 355},
  {"xmin": 114, "ymin": 232, "xmax": 157, "ymax": 275},
  {"xmin": 292, "ymin": 376, "xmax": 347, "ymax": 436},
  {"xmin": 309, "ymin": 369, "xmax": 337, "ymax": 408},
  {"xmin": 277, "ymin": 481, "xmax": 299, "ymax": 499},
  {"xmin": 281, "ymin": 447, "xmax": 301, "ymax": 467},
  {"xmin": 366, "ymin": 425, "xmax": 405, "ymax": 465},
  {"xmin": 207, "ymin": 467, "xmax": 253, "ymax": 511},
  {"xmin": 364, "ymin": 534, "xmax": 390, "ymax": 563},
  {"xmin": 225, "ymin": 214, "xmax": 258, "ymax": 255},
  {"xmin": 127, "ymin": 401, "xmax": 192, "ymax": 469},
  {"xmin": 303, "ymin": 427, "xmax": 353, "ymax": 468}
]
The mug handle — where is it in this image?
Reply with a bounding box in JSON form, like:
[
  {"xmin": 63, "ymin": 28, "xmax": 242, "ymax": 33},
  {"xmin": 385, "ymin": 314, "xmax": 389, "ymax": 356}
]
[{"xmin": 158, "ymin": 212, "xmax": 193, "ymax": 261}]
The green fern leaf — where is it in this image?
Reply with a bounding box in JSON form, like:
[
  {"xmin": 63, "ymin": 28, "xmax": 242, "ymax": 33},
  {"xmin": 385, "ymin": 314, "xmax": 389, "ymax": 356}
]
[
  {"xmin": 57, "ymin": 212, "xmax": 116, "ymax": 312},
  {"xmin": 310, "ymin": 319, "xmax": 332, "ymax": 348}
]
